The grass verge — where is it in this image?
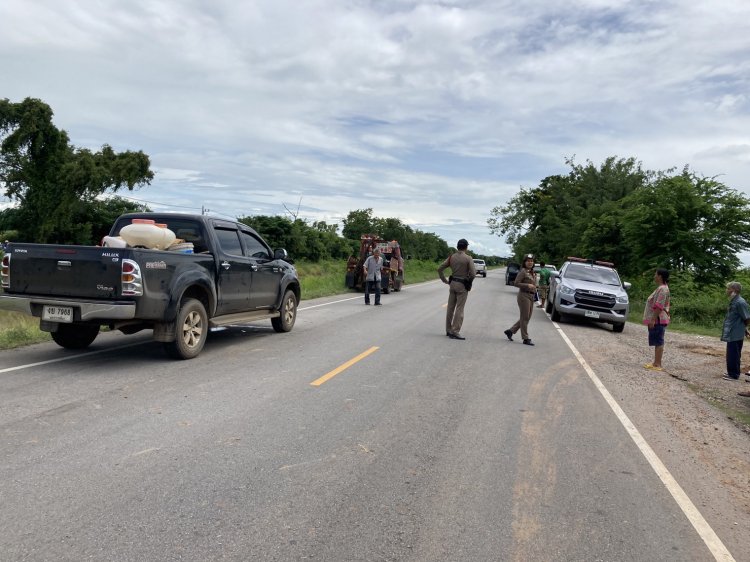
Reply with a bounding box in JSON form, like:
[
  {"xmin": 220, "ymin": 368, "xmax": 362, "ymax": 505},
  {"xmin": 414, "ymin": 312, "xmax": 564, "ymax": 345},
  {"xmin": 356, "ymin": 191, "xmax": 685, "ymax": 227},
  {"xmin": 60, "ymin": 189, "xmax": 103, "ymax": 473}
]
[{"xmin": 0, "ymin": 310, "xmax": 51, "ymax": 349}]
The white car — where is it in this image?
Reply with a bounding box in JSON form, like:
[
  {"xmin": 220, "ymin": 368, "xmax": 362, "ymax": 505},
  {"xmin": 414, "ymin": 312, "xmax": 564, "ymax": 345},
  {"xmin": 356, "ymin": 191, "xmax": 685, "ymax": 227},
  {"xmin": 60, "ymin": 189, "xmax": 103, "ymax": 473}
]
[
  {"xmin": 547, "ymin": 258, "xmax": 630, "ymax": 333},
  {"xmin": 473, "ymin": 259, "xmax": 487, "ymax": 277}
]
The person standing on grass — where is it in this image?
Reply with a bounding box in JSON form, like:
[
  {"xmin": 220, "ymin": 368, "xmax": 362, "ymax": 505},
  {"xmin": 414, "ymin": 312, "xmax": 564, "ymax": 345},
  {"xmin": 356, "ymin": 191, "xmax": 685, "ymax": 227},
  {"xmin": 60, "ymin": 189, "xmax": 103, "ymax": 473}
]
[
  {"xmin": 643, "ymin": 268, "xmax": 671, "ymax": 371},
  {"xmin": 720, "ymin": 281, "xmax": 750, "ymax": 381}
]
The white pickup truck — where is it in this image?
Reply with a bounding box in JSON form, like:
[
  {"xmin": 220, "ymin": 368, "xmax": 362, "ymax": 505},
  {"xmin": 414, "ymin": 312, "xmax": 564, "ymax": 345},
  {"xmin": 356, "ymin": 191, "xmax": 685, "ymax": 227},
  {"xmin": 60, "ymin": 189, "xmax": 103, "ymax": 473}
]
[{"xmin": 472, "ymin": 259, "xmax": 487, "ymax": 277}]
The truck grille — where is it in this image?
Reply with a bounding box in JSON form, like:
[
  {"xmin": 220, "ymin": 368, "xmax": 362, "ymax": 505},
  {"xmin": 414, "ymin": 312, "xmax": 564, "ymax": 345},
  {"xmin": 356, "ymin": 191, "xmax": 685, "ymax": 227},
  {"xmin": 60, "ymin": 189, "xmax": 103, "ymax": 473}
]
[{"xmin": 574, "ymin": 289, "xmax": 616, "ymax": 311}]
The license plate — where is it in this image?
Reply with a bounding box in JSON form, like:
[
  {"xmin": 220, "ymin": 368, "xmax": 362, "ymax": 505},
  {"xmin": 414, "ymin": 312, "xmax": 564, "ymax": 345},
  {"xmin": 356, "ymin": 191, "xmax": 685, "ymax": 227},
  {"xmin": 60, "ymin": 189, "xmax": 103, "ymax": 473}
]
[
  {"xmin": 585, "ymin": 310, "xmax": 600, "ymax": 319},
  {"xmin": 42, "ymin": 305, "xmax": 73, "ymax": 323}
]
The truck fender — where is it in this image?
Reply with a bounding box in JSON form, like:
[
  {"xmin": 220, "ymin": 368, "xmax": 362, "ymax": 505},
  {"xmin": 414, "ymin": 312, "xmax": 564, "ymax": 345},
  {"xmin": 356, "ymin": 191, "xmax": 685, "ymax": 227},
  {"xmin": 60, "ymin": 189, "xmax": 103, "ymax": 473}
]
[
  {"xmin": 276, "ymin": 278, "xmax": 301, "ymax": 309},
  {"xmin": 164, "ymin": 267, "xmax": 217, "ymax": 321}
]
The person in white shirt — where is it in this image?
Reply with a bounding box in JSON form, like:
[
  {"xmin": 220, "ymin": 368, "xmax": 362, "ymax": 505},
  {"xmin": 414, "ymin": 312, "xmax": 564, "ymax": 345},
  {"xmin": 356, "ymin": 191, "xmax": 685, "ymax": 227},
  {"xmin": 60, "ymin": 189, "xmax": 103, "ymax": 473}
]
[{"xmin": 363, "ymin": 248, "xmax": 383, "ymax": 305}]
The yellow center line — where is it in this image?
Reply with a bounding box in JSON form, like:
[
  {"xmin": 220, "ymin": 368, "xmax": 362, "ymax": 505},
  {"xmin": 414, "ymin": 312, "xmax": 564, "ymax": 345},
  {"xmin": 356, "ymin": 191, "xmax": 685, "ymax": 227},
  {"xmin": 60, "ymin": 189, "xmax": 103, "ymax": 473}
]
[{"xmin": 310, "ymin": 346, "xmax": 380, "ymax": 387}]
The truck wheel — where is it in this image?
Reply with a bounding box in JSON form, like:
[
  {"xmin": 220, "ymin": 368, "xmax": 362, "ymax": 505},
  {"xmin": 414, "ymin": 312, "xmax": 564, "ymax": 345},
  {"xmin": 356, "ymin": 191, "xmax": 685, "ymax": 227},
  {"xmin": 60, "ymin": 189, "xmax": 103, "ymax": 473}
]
[
  {"xmin": 272, "ymin": 290, "xmax": 298, "ymax": 333},
  {"xmin": 612, "ymin": 322, "xmax": 625, "ymax": 333},
  {"xmin": 545, "ymin": 298, "xmax": 552, "ymax": 314},
  {"xmin": 165, "ymin": 298, "xmax": 207, "ymax": 359},
  {"xmin": 550, "ymin": 304, "xmax": 561, "ymax": 322},
  {"xmin": 51, "ymin": 324, "xmax": 100, "ymax": 350}
]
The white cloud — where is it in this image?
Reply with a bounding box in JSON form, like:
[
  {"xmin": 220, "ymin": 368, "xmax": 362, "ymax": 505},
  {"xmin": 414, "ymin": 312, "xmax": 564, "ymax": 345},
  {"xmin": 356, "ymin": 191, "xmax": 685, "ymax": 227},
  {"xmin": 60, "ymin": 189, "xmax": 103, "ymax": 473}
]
[{"xmin": 1, "ymin": 0, "xmax": 750, "ymax": 257}]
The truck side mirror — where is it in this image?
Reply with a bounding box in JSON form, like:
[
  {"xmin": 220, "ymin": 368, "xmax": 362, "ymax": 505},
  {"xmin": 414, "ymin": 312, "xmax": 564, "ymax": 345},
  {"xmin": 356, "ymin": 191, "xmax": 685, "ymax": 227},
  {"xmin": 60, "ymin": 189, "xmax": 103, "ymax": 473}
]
[{"xmin": 274, "ymin": 248, "xmax": 291, "ymax": 262}]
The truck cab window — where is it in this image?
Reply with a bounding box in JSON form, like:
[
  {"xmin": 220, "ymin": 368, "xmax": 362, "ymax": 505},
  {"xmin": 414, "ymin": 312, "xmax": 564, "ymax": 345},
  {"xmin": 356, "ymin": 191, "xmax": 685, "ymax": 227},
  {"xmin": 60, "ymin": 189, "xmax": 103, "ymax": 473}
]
[
  {"xmin": 214, "ymin": 228, "xmax": 243, "ymax": 256},
  {"xmin": 241, "ymin": 231, "xmax": 271, "ymax": 260}
]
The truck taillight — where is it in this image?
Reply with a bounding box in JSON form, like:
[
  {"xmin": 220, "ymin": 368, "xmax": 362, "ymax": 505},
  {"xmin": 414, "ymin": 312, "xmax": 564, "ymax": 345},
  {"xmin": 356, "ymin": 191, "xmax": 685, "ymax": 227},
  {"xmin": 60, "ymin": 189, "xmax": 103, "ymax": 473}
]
[
  {"xmin": 1, "ymin": 253, "xmax": 9, "ymax": 289},
  {"xmin": 121, "ymin": 259, "xmax": 143, "ymax": 296}
]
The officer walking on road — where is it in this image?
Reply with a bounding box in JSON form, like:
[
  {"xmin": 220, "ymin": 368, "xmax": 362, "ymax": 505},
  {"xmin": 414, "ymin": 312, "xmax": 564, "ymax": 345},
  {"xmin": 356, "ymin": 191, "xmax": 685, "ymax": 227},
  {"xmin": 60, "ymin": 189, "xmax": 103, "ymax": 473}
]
[
  {"xmin": 505, "ymin": 254, "xmax": 537, "ymax": 346},
  {"xmin": 438, "ymin": 238, "xmax": 476, "ymax": 340}
]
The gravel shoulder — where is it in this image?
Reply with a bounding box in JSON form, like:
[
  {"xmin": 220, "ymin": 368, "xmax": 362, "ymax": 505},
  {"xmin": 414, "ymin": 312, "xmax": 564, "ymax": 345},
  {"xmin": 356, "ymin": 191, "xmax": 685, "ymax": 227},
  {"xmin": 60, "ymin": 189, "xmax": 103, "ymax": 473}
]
[{"xmin": 556, "ymin": 315, "xmax": 750, "ymax": 558}]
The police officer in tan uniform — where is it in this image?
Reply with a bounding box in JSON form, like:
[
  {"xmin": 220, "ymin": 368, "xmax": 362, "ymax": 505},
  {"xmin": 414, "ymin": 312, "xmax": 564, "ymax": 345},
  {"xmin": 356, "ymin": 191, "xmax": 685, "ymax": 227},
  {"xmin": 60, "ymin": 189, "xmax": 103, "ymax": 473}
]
[
  {"xmin": 504, "ymin": 254, "xmax": 537, "ymax": 345},
  {"xmin": 438, "ymin": 238, "xmax": 476, "ymax": 340}
]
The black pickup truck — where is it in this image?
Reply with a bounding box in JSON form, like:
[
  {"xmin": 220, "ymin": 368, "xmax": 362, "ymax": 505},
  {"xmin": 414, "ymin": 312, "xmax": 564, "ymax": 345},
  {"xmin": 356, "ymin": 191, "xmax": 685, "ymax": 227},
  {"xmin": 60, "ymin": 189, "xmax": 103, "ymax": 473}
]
[{"xmin": 0, "ymin": 213, "xmax": 300, "ymax": 359}]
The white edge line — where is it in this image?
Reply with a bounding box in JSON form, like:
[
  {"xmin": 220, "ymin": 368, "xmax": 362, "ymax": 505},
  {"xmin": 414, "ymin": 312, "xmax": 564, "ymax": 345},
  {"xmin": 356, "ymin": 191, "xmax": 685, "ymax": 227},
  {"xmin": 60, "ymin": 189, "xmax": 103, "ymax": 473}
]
[
  {"xmin": 553, "ymin": 322, "xmax": 735, "ymax": 562},
  {"xmin": 0, "ymin": 341, "xmax": 147, "ymax": 374}
]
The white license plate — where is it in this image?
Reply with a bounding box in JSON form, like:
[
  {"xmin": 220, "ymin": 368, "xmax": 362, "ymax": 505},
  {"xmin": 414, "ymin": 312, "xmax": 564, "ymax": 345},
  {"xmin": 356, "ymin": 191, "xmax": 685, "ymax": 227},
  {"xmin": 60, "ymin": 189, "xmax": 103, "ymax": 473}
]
[
  {"xmin": 585, "ymin": 310, "xmax": 600, "ymax": 319},
  {"xmin": 42, "ymin": 305, "xmax": 73, "ymax": 323}
]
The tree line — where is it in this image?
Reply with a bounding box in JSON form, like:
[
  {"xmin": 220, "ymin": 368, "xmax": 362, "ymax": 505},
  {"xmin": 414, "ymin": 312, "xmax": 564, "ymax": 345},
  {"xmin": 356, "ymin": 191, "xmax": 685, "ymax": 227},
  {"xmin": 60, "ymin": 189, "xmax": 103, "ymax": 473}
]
[
  {"xmin": 0, "ymin": 98, "xmax": 459, "ymax": 262},
  {"xmin": 239, "ymin": 209, "xmax": 455, "ymax": 262},
  {"xmin": 489, "ymin": 156, "xmax": 750, "ymax": 285},
  {"xmin": 5, "ymin": 97, "xmax": 749, "ymax": 278}
]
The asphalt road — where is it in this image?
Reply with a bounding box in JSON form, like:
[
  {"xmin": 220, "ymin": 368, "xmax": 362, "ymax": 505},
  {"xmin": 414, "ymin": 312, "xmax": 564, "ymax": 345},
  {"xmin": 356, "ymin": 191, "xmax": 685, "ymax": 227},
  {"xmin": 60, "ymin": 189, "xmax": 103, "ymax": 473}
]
[{"xmin": 0, "ymin": 270, "xmax": 730, "ymax": 561}]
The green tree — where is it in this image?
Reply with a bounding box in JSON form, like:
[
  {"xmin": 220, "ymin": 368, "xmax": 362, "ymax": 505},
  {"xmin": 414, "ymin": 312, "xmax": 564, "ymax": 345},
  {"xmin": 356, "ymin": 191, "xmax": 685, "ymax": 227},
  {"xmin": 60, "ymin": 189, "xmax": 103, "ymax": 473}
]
[
  {"xmin": 620, "ymin": 170, "xmax": 750, "ymax": 283},
  {"xmin": 488, "ymin": 156, "xmax": 750, "ymax": 283},
  {"xmin": 0, "ymin": 97, "xmax": 154, "ymax": 244},
  {"xmin": 341, "ymin": 208, "xmax": 375, "ymax": 240},
  {"xmin": 488, "ymin": 157, "xmax": 649, "ymax": 264},
  {"xmin": 238, "ymin": 215, "xmax": 355, "ymax": 261}
]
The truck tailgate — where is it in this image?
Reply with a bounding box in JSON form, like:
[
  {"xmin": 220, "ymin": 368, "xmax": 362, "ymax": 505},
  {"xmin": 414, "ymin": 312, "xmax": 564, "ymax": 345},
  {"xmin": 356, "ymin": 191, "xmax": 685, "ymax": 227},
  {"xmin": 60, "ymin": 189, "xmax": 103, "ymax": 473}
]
[{"xmin": 6, "ymin": 244, "xmax": 124, "ymax": 299}]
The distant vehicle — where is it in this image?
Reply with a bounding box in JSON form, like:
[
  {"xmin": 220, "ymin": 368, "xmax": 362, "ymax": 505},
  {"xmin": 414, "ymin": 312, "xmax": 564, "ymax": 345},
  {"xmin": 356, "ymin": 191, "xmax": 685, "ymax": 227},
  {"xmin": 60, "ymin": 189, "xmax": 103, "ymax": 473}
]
[
  {"xmin": 546, "ymin": 257, "xmax": 631, "ymax": 333},
  {"xmin": 533, "ymin": 264, "xmax": 557, "ymax": 275},
  {"xmin": 473, "ymin": 259, "xmax": 487, "ymax": 277},
  {"xmin": 505, "ymin": 262, "xmax": 520, "ymax": 285}
]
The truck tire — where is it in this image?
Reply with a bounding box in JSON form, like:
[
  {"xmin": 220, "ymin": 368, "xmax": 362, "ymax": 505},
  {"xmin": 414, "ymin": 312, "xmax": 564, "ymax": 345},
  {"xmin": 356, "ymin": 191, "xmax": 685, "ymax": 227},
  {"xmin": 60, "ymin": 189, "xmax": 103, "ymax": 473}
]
[
  {"xmin": 272, "ymin": 290, "xmax": 298, "ymax": 333},
  {"xmin": 612, "ymin": 322, "xmax": 625, "ymax": 333},
  {"xmin": 165, "ymin": 298, "xmax": 208, "ymax": 359},
  {"xmin": 545, "ymin": 297, "xmax": 553, "ymax": 314},
  {"xmin": 550, "ymin": 304, "xmax": 561, "ymax": 322},
  {"xmin": 51, "ymin": 323, "xmax": 100, "ymax": 350},
  {"xmin": 394, "ymin": 276, "xmax": 403, "ymax": 291}
]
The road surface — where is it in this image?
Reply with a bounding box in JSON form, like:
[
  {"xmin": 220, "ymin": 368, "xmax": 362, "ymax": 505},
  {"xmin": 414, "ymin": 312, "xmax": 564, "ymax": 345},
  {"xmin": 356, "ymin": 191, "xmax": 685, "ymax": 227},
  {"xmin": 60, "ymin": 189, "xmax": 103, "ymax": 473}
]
[{"xmin": 0, "ymin": 270, "xmax": 737, "ymax": 561}]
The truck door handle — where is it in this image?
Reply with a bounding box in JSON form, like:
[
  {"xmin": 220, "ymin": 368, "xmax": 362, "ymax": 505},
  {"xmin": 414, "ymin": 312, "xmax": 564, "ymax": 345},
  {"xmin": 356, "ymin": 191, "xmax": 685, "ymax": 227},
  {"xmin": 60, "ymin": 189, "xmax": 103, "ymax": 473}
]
[
  {"xmin": 221, "ymin": 261, "xmax": 231, "ymax": 270},
  {"xmin": 251, "ymin": 264, "xmax": 258, "ymax": 271}
]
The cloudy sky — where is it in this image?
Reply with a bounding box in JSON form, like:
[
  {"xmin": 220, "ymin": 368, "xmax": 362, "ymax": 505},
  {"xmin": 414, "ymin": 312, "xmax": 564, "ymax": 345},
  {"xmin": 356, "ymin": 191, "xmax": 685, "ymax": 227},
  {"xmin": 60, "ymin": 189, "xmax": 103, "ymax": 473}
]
[{"xmin": 1, "ymin": 0, "xmax": 749, "ymax": 257}]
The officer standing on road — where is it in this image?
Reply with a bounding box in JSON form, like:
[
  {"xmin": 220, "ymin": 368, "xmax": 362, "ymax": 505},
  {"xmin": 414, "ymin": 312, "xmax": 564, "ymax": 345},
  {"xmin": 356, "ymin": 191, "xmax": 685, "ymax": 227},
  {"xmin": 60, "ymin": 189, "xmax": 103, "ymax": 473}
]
[
  {"xmin": 505, "ymin": 254, "xmax": 537, "ymax": 346},
  {"xmin": 438, "ymin": 238, "xmax": 476, "ymax": 340}
]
